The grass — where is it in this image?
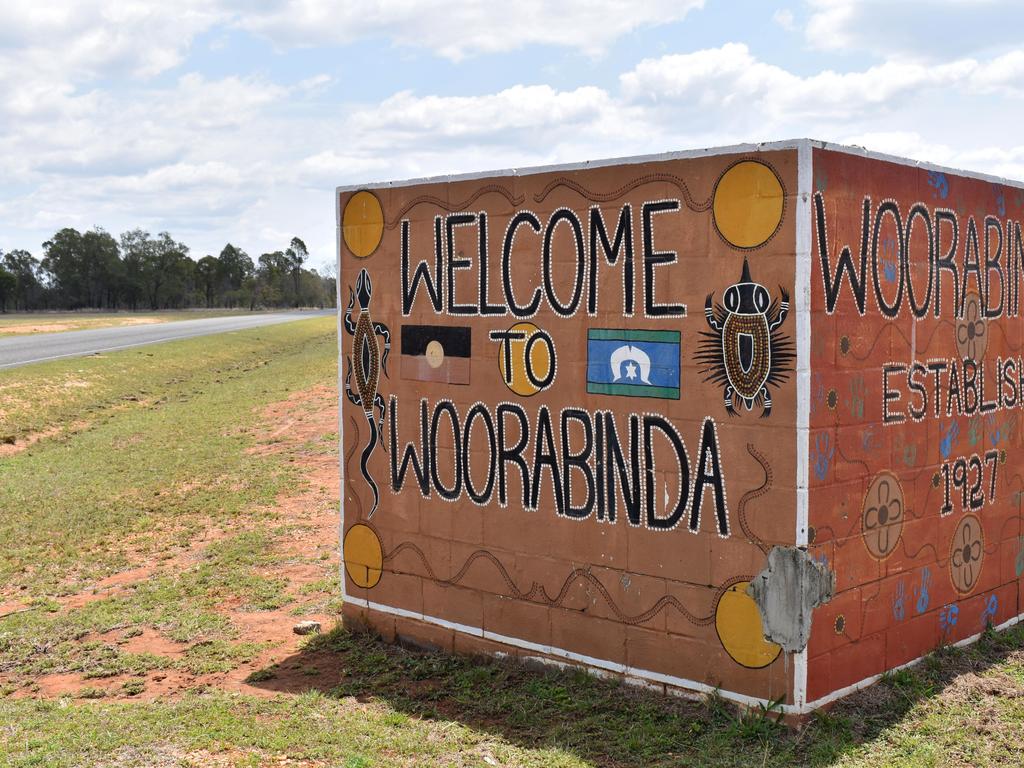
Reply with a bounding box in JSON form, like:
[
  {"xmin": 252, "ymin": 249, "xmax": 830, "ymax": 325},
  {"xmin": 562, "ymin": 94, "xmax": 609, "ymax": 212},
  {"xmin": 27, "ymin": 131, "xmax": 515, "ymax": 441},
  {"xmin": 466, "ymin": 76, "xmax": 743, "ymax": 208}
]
[
  {"xmin": 0, "ymin": 316, "xmax": 1022, "ymax": 767},
  {"xmin": 0, "ymin": 319, "xmax": 332, "ymax": 592},
  {"xmin": 0, "ymin": 309, "xmax": 257, "ymax": 336}
]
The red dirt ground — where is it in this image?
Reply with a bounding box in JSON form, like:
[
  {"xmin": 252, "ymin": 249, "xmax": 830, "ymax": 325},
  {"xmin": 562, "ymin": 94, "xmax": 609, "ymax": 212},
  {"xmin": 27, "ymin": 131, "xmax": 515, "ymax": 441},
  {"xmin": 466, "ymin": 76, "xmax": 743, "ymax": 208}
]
[{"xmin": 3, "ymin": 385, "xmax": 341, "ymax": 701}]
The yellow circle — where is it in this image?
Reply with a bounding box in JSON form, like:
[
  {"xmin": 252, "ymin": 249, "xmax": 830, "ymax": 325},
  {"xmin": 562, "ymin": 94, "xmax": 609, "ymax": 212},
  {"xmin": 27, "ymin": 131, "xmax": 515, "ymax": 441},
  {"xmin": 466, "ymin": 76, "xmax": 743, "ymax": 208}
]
[
  {"xmin": 715, "ymin": 581, "xmax": 781, "ymax": 669},
  {"xmin": 342, "ymin": 190, "xmax": 384, "ymax": 258},
  {"xmin": 496, "ymin": 322, "xmax": 553, "ymax": 397},
  {"xmin": 712, "ymin": 160, "xmax": 785, "ymax": 249},
  {"xmin": 343, "ymin": 523, "xmax": 383, "ymax": 589},
  {"xmin": 425, "ymin": 340, "xmax": 445, "ymax": 369}
]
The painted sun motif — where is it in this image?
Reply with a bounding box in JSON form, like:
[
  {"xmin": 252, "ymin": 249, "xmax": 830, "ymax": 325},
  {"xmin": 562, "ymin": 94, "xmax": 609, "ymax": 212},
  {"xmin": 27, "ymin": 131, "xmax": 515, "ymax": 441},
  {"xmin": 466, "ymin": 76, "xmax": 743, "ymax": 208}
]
[
  {"xmin": 496, "ymin": 322, "xmax": 554, "ymax": 397},
  {"xmin": 342, "ymin": 190, "xmax": 385, "ymax": 258},
  {"xmin": 712, "ymin": 160, "xmax": 786, "ymax": 249},
  {"xmin": 715, "ymin": 580, "xmax": 782, "ymax": 669},
  {"xmin": 343, "ymin": 523, "xmax": 384, "ymax": 589},
  {"xmin": 861, "ymin": 471, "xmax": 904, "ymax": 560}
]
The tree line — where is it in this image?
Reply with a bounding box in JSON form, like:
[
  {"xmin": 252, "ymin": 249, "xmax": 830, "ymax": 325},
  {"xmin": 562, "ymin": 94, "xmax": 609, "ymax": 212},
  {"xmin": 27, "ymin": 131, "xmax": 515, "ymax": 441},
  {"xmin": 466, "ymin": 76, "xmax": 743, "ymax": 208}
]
[{"xmin": 0, "ymin": 228, "xmax": 337, "ymax": 312}]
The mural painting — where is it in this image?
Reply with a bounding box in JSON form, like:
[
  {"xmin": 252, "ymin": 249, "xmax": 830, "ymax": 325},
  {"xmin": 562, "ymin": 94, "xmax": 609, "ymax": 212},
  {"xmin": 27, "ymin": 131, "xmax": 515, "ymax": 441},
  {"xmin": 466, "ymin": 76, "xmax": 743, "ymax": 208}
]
[
  {"xmin": 338, "ymin": 140, "xmax": 1024, "ymax": 715},
  {"xmin": 339, "ymin": 149, "xmax": 799, "ymax": 710},
  {"xmin": 806, "ymin": 147, "xmax": 1024, "ymax": 706}
]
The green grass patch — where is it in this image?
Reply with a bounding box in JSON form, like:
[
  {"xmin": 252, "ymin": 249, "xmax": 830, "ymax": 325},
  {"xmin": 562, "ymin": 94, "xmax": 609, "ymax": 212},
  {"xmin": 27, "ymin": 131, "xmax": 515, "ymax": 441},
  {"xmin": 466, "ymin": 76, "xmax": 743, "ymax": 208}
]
[
  {"xmin": 0, "ymin": 317, "xmax": 336, "ymax": 594},
  {"xmin": 7, "ymin": 618, "xmax": 1020, "ymax": 767}
]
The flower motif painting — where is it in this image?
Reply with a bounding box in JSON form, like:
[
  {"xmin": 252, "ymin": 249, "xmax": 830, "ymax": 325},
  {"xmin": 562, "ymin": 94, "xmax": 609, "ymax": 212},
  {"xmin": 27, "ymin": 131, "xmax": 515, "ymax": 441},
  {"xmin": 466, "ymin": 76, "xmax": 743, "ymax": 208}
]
[
  {"xmin": 862, "ymin": 471, "xmax": 904, "ymax": 559},
  {"xmin": 955, "ymin": 292, "xmax": 987, "ymax": 362},
  {"xmin": 950, "ymin": 514, "xmax": 985, "ymax": 595}
]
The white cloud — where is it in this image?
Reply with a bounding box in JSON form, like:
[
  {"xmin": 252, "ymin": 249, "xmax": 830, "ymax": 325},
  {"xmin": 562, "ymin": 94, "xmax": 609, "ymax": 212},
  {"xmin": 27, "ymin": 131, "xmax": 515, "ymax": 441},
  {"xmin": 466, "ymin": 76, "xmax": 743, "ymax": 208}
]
[
  {"xmin": 804, "ymin": 0, "xmax": 1024, "ymax": 59},
  {"xmin": 234, "ymin": 0, "xmax": 706, "ymax": 60},
  {"xmin": 0, "ymin": 2, "xmax": 221, "ymax": 79},
  {"xmin": 619, "ymin": 43, "xmax": 1020, "ymax": 129},
  {"xmin": 773, "ymin": 8, "xmax": 796, "ymax": 31},
  {"xmin": 971, "ymin": 50, "xmax": 1024, "ymax": 95},
  {"xmin": 350, "ymin": 85, "xmax": 618, "ymax": 140},
  {"xmin": 1, "ymin": 1, "xmax": 1023, "ymax": 272}
]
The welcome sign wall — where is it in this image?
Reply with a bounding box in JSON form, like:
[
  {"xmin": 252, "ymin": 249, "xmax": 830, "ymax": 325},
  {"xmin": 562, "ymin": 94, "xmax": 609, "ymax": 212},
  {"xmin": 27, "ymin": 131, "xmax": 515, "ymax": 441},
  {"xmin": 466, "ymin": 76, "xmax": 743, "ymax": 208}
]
[{"xmin": 337, "ymin": 140, "xmax": 1024, "ymax": 715}]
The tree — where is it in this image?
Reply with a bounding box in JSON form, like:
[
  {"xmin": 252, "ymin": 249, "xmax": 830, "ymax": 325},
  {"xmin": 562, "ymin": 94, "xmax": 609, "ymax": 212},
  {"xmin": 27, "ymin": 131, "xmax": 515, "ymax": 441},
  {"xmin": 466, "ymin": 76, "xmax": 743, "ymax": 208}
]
[
  {"xmin": 42, "ymin": 227, "xmax": 120, "ymax": 309},
  {"xmin": 285, "ymin": 237, "xmax": 308, "ymax": 307},
  {"xmin": 216, "ymin": 244, "xmax": 253, "ymax": 308},
  {"xmin": 195, "ymin": 256, "xmax": 219, "ymax": 308},
  {"xmin": 18, "ymin": 227, "xmax": 323, "ymax": 311},
  {"xmin": 81, "ymin": 228, "xmax": 121, "ymax": 308},
  {"xmin": 42, "ymin": 228, "xmax": 88, "ymax": 308},
  {"xmin": 120, "ymin": 229, "xmax": 155, "ymax": 310},
  {"xmin": 256, "ymin": 250, "xmax": 289, "ymax": 306},
  {"xmin": 0, "ymin": 265, "xmax": 15, "ymax": 312},
  {"xmin": 2, "ymin": 249, "xmax": 41, "ymax": 310},
  {"xmin": 142, "ymin": 232, "xmax": 189, "ymax": 309}
]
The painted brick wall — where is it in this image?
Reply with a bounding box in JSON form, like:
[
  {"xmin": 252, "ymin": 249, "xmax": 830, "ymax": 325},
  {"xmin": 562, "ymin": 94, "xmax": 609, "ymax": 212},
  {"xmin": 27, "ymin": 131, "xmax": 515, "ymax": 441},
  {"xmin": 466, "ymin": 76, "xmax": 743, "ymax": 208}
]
[
  {"xmin": 806, "ymin": 147, "xmax": 1024, "ymax": 707},
  {"xmin": 338, "ymin": 147, "xmax": 801, "ymax": 710},
  {"xmin": 337, "ymin": 140, "xmax": 1024, "ymax": 715}
]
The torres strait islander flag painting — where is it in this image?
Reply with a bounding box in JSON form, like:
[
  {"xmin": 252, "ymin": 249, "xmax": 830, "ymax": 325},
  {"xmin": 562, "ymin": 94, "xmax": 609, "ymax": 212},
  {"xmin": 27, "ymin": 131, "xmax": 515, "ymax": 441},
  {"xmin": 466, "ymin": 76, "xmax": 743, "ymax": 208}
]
[
  {"xmin": 586, "ymin": 329, "xmax": 681, "ymax": 399},
  {"xmin": 400, "ymin": 324, "xmax": 472, "ymax": 384}
]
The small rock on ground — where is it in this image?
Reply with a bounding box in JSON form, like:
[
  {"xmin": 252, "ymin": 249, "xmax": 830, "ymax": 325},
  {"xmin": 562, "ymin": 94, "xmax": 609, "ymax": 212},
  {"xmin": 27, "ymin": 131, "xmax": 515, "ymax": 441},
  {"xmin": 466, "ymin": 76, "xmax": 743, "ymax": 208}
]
[{"xmin": 293, "ymin": 620, "xmax": 321, "ymax": 636}]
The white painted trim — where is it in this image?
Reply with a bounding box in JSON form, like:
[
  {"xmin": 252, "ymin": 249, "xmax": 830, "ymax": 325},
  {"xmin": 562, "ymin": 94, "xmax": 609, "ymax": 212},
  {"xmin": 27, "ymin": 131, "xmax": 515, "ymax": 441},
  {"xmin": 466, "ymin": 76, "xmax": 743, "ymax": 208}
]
[
  {"xmin": 336, "ymin": 140, "xmax": 808, "ymax": 192},
  {"xmin": 336, "ymin": 195, "xmax": 348, "ymax": 606},
  {"xmin": 345, "ymin": 595, "xmax": 793, "ymax": 712},
  {"xmin": 801, "ymin": 611, "xmax": 1024, "ymax": 711},
  {"xmin": 348, "ymin": 595, "xmax": 1024, "ymax": 714},
  {"xmin": 794, "ymin": 139, "xmax": 812, "ymax": 549},
  {"xmin": 811, "ymin": 140, "xmax": 1024, "ymax": 191},
  {"xmin": 335, "ymin": 138, "xmax": 1024, "ymax": 194},
  {"xmin": 792, "ymin": 138, "xmax": 814, "ymax": 710}
]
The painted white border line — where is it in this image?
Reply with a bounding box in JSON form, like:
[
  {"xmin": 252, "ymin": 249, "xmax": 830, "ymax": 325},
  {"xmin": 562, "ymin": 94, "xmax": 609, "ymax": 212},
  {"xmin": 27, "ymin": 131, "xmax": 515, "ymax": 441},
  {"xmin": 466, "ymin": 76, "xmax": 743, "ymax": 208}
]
[
  {"xmin": 792, "ymin": 139, "xmax": 813, "ymax": 711},
  {"xmin": 337, "ymin": 140, "xmax": 805, "ymax": 192},
  {"xmin": 347, "ymin": 595, "xmax": 1024, "ymax": 715},
  {"xmin": 337, "ymin": 192, "xmax": 349, "ymax": 609},
  {"xmin": 802, "ymin": 611, "xmax": 1024, "ymax": 711},
  {"xmin": 345, "ymin": 595, "xmax": 784, "ymax": 712},
  {"xmin": 336, "ymin": 138, "xmax": 1024, "ymax": 194}
]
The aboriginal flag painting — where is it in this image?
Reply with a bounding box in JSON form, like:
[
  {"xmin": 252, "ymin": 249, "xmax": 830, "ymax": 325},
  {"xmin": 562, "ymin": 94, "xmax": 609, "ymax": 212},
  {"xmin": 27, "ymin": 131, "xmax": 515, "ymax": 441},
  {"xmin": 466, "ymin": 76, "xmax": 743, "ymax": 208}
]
[{"xmin": 400, "ymin": 324, "xmax": 472, "ymax": 384}]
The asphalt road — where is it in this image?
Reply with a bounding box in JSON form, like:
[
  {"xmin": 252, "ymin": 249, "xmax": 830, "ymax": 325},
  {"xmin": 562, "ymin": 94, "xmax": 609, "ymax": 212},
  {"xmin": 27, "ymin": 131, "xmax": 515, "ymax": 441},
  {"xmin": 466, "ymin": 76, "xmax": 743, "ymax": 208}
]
[{"xmin": 0, "ymin": 310, "xmax": 335, "ymax": 370}]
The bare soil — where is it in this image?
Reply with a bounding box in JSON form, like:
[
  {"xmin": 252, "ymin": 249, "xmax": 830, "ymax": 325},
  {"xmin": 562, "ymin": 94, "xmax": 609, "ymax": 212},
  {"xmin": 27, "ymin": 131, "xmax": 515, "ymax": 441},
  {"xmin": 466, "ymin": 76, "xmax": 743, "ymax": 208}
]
[{"xmin": 5, "ymin": 385, "xmax": 340, "ymax": 701}]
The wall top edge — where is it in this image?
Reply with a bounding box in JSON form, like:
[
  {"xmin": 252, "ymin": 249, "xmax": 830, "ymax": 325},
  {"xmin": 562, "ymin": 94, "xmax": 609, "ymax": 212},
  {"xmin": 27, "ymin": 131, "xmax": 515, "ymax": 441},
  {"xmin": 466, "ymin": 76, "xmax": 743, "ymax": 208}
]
[{"xmin": 334, "ymin": 138, "xmax": 1024, "ymax": 195}]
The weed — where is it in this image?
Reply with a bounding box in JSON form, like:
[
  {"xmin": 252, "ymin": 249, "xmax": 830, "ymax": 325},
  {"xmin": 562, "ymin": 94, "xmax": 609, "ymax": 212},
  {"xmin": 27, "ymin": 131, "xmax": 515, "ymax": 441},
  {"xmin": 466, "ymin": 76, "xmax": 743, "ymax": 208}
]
[{"xmin": 121, "ymin": 678, "xmax": 146, "ymax": 697}]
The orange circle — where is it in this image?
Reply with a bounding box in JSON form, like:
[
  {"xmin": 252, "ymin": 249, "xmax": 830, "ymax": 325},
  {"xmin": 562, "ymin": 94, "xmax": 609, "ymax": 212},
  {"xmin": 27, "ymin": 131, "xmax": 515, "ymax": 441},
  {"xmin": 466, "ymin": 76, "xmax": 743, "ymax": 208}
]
[
  {"xmin": 342, "ymin": 190, "xmax": 384, "ymax": 258},
  {"xmin": 343, "ymin": 523, "xmax": 383, "ymax": 589},
  {"xmin": 715, "ymin": 581, "xmax": 781, "ymax": 669},
  {"xmin": 712, "ymin": 160, "xmax": 785, "ymax": 249},
  {"xmin": 496, "ymin": 322, "xmax": 554, "ymax": 397}
]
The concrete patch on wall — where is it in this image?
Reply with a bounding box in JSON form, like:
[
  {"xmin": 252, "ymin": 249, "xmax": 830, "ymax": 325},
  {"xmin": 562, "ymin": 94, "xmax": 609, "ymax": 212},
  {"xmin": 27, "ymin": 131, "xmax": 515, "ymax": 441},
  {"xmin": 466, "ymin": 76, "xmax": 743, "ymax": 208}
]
[{"xmin": 749, "ymin": 547, "xmax": 834, "ymax": 653}]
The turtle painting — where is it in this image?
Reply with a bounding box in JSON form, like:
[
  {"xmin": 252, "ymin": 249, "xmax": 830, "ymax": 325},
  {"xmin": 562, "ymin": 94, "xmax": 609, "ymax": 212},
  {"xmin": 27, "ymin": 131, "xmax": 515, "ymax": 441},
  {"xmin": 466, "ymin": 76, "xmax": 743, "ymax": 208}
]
[{"xmin": 697, "ymin": 258, "xmax": 794, "ymax": 417}]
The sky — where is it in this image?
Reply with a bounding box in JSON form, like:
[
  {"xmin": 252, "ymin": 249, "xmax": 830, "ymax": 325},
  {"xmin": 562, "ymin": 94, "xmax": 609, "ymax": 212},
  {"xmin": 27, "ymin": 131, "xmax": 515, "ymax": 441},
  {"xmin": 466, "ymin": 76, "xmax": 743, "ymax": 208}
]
[{"xmin": 1, "ymin": 0, "xmax": 1023, "ymax": 274}]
